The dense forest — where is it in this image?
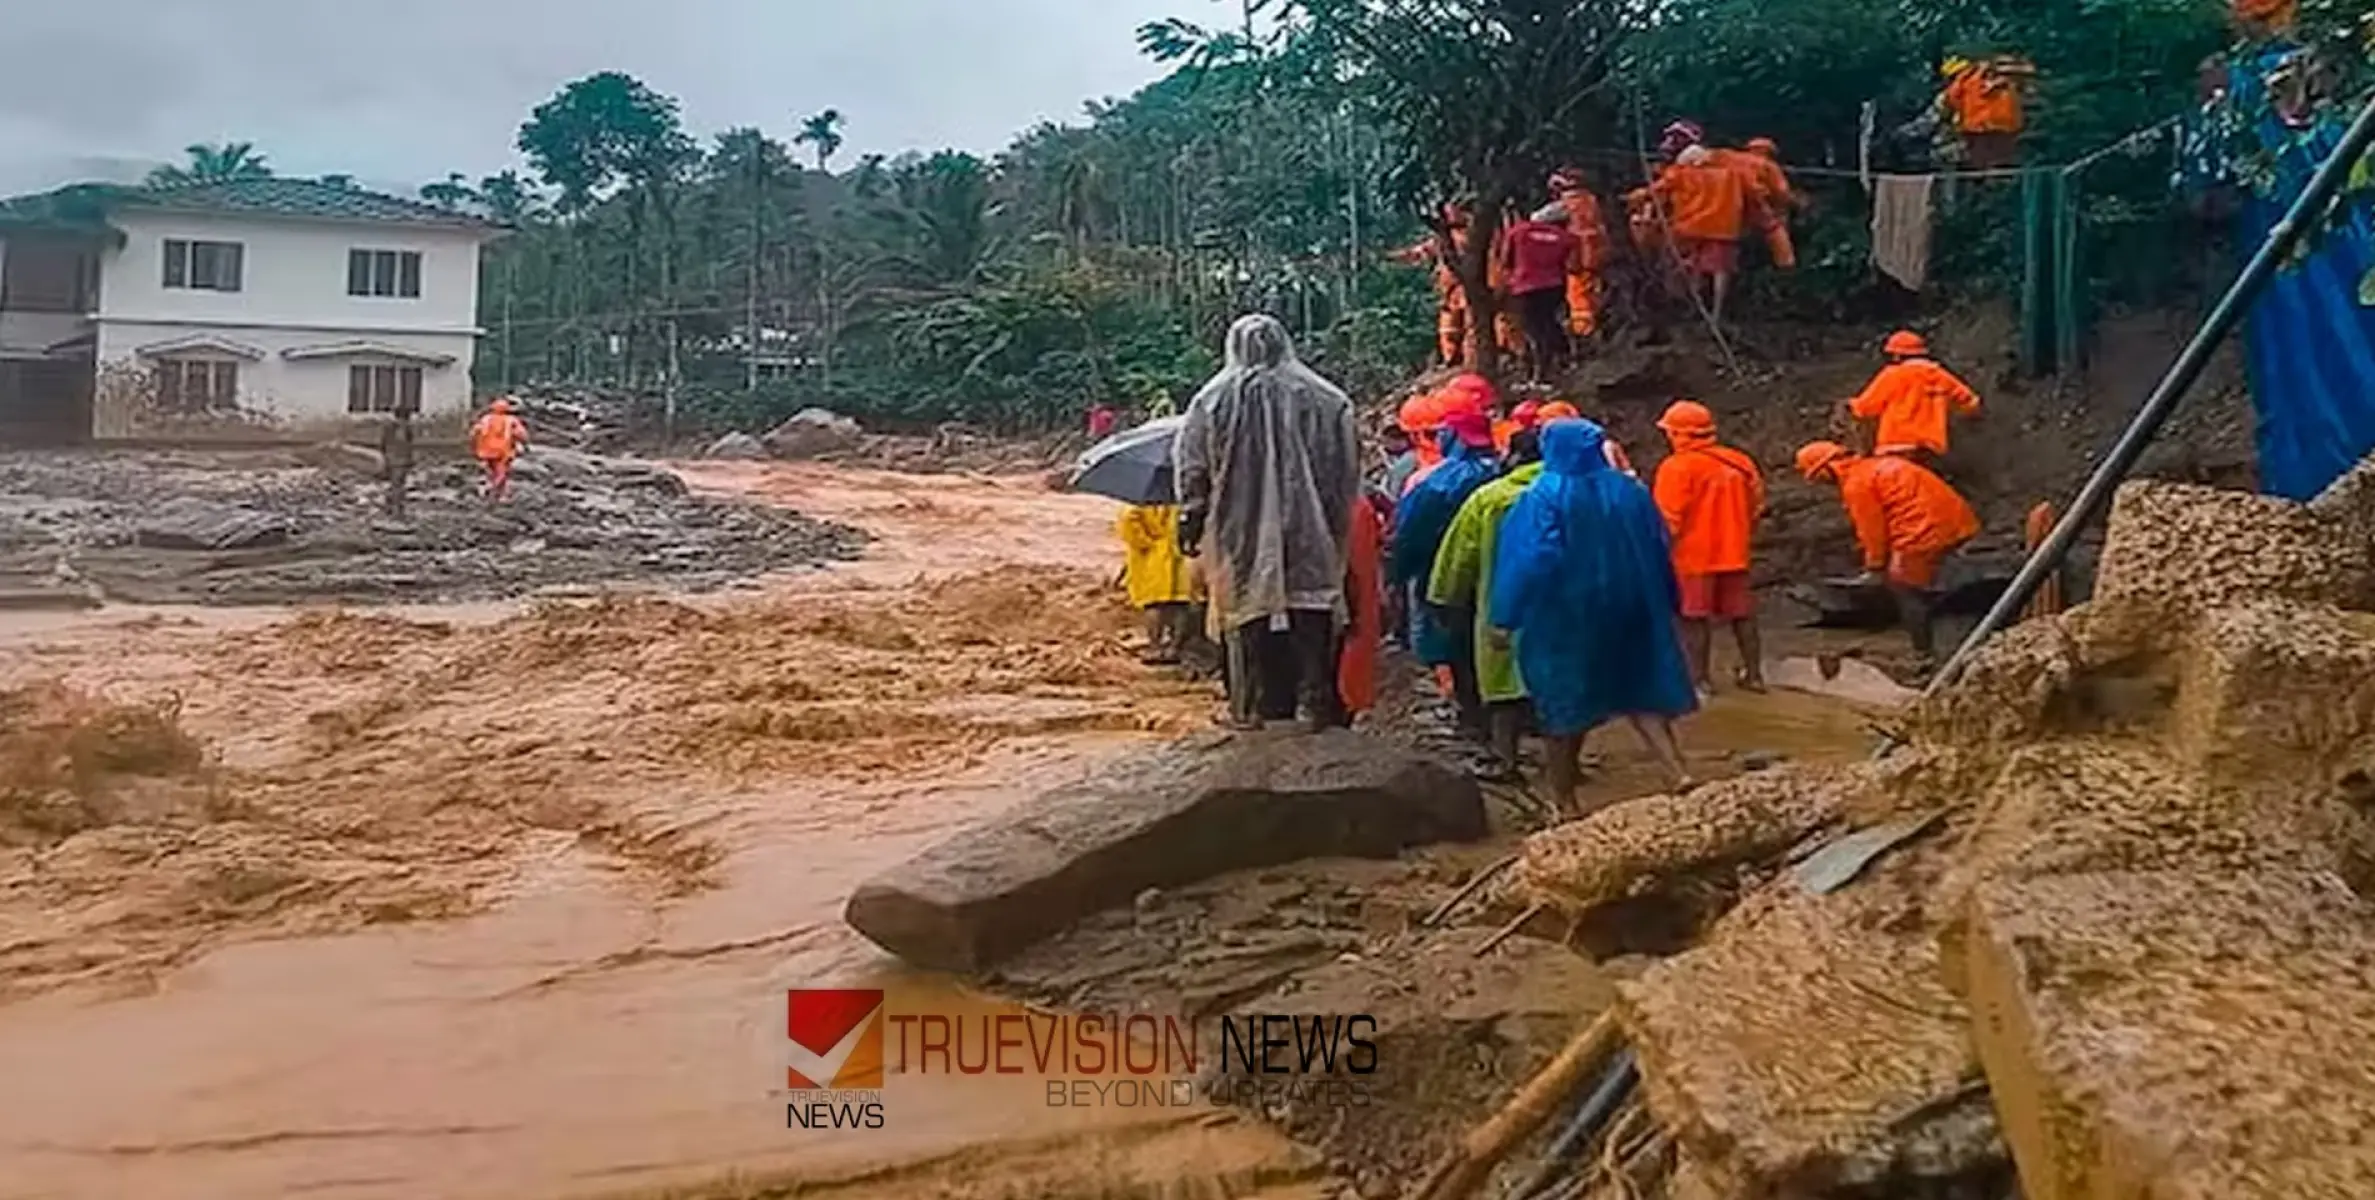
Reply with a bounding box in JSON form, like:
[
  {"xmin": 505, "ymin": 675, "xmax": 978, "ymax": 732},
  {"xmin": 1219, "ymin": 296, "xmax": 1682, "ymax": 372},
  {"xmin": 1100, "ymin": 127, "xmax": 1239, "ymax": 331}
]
[{"xmin": 155, "ymin": 0, "xmax": 2365, "ymax": 434}]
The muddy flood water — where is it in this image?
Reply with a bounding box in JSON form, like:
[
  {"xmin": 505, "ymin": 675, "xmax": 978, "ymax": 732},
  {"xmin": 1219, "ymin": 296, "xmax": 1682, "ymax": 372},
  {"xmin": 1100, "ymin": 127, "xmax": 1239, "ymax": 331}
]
[{"xmin": 0, "ymin": 462, "xmax": 1879, "ymax": 1200}]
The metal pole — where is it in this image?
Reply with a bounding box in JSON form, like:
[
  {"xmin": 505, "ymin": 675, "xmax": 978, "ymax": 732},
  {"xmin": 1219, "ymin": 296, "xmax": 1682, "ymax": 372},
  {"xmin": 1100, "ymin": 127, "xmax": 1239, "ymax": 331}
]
[{"xmin": 1924, "ymin": 93, "xmax": 2375, "ymax": 699}]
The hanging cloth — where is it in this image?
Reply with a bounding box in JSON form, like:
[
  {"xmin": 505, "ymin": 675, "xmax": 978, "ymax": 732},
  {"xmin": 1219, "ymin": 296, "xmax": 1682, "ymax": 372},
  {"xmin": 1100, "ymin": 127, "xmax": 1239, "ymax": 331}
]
[{"xmin": 1869, "ymin": 174, "xmax": 1937, "ymax": 292}]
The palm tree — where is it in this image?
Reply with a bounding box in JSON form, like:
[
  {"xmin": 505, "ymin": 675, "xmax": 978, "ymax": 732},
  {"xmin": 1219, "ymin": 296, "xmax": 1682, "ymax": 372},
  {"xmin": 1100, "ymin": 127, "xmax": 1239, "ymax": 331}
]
[
  {"xmin": 794, "ymin": 110, "xmax": 846, "ymax": 172},
  {"xmin": 146, "ymin": 142, "xmax": 272, "ymax": 188}
]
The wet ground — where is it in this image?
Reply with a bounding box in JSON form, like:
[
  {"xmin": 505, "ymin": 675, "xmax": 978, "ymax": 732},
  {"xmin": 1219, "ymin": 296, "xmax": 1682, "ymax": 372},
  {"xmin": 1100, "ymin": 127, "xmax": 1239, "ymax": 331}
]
[
  {"xmin": 0, "ymin": 459, "xmax": 1888, "ymax": 1200},
  {"xmin": 0, "ymin": 448, "xmax": 864, "ymax": 606}
]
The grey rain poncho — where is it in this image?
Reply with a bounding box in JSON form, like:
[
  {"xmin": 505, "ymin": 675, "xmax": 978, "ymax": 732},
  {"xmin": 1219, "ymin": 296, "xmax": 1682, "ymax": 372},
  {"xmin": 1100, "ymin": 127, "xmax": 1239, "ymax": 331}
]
[{"xmin": 1175, "ymin": 314, "xmax": 1363, "ymax": 630}]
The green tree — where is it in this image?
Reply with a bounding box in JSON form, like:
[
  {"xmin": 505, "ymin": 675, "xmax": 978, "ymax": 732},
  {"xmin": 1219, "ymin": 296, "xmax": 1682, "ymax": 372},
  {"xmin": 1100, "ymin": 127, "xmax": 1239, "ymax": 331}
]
[
  {"xmin": 476, "ymin": 170, "xmax": 544, "ymax": 225},
  {"xmin": 146, "ymin": 141, "xmax": 273, "ymax": 187},
  {"xmin": 419, "ymin": 172, "xmax": 480, "ymax": 211},
  {"xmin": 796, "ymin": 110, "xmax": 848, "ymax": 172},
  {"xmin": 1156, "ymin": 0, "xmax": 1634, "ymax": 372}
]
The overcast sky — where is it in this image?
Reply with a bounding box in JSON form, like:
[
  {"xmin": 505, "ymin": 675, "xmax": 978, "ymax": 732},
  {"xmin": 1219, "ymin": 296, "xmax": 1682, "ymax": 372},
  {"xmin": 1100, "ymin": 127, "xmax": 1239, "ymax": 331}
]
[{"xmin": 0, "ymin": 0, "xmax": 1198, "ymax": 196}]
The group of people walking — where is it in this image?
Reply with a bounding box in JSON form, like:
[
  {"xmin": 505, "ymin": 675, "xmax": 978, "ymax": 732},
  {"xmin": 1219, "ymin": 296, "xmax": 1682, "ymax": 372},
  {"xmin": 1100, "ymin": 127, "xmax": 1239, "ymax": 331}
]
[{"xmin": 1111, "ymin": 313, "xmax": 1988, "ymax": 821}]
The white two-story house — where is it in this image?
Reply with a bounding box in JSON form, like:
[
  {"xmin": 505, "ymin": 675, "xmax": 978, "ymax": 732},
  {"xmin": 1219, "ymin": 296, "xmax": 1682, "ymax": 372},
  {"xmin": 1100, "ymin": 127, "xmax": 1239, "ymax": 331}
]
[{"xmin": 0, "ymin": 177, "xmax": 501, "ymax": 442}]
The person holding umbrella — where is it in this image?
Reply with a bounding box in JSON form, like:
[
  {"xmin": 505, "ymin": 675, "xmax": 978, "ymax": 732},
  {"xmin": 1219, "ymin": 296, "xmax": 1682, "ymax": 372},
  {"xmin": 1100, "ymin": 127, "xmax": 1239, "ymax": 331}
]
[{"xmin": 1174, "ymin": 314, "xmax": 1363, "ymax": 732}]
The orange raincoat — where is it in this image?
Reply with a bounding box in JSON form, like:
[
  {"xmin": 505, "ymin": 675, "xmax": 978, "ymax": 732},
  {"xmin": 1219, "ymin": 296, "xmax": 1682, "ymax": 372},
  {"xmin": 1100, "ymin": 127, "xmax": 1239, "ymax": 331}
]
[
  {"xmin": 471, "ymin": 408, "xmax": 527, "ymax": 462},
  {"xmin": 1942, "ymin": 63, "xmax": 2027, "ymax": 136},
  {"xmin": 1555, "ymin": 185, "xmax": 1610, "ymax": 336},
  {"xmin": 1642, "ymin": 159, "xmax": 1751, "ymax": 242},
  {"xmin": 1652, "ymin": 432, "xmax": 1765, "ymax": 577},
  {"xmin": 1849, "ymin": 357, "xmax": 1981, "ymax": 456},
  {"xmin": 1713, "ymin": 145, "xmax": 1797, "ymax": 268},
  {"xmin": 1835, "ymin": 454, "xmax": 1980, "ymax": 588}
]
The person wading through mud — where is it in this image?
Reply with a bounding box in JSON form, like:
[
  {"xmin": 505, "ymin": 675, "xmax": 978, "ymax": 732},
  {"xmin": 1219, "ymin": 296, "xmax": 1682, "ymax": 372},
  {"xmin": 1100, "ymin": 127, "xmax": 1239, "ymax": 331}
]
[
  {"xmin": 1491, "ymin": 419, "xmax": 1698, "ymax": 816},
  {"xmin": 1795, "ymin": 440, "xmax": 1981, "ymax": 665},
  {"xmin": 1844, "ymin": 330, "xmax": 1981, "ymax": 472},
  {"xmin": 1651, "ymin": 400, "xmax": 1767, "ymax": 695},
  {"xmin": 379, "ymin": 398, "xmax": 417, "ymax": 519},
  {"xmin": 1176, "ymin": 313, "xmax": 1363, "ymax": 732},
  {"xmin": 1117, "ymin": 501, "xmax": 1197, "ymax": 665},
  {"xmin": 471, "ymin": 397, "xmax": 530, "ymax": 504},
  {"xmin": 1394, "ymin": 383, "xmax": 1503, "ymax": 739},
  {"xmin": 1428, "ymin": 424, "xmax": 1545, "ymax": 778}
]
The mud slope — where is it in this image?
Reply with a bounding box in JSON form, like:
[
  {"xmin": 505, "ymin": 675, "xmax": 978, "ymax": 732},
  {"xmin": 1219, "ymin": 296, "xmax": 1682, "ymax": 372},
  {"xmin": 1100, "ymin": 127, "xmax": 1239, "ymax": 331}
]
[{"xmin": 1513, "ymin": 454, "xmax": 2375, "ymax": 1199}]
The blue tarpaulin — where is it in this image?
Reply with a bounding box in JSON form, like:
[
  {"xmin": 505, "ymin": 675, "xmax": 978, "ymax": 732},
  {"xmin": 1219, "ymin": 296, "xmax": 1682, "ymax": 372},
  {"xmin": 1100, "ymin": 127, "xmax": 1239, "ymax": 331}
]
[{"xmin": 2195, "ymin": 49, "xmax": 2375, "ymax": 500}]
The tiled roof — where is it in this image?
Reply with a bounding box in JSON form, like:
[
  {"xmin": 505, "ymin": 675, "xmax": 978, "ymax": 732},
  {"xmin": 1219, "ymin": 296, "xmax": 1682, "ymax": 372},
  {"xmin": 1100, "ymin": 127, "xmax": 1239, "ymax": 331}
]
[{"xmin": 129, "ymin": 177, "xmax": 496, "ymax": 230}]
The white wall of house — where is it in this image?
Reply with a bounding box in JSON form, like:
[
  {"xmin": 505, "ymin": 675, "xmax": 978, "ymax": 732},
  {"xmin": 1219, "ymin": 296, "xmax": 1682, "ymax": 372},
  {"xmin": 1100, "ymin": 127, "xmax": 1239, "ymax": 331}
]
[
  {"xmin": 100, "ymin": 211, "xmax": 484, "ymax": 334},
  {"xmin": 92, "ymin": 324, "xmax": 476, "ymax": 427},
  {"xmin": 91, "ymin": 210, "xmax": 489, "ymax": 430}
]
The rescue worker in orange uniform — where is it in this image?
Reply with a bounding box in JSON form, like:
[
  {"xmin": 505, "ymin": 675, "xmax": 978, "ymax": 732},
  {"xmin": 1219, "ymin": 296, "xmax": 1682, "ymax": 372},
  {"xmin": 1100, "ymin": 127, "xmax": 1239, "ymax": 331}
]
[
  {"xmin": 1391, "ymin": 205, "xmax": 1474, "ymax": 367},
  {"xmin": 1713, "ymin": 138, "xmax": 1800, "ymax": 269},
  {"xmin": 1845, "ymin": 330, "xmax": 1981, "ymax": 468},
  {"xmin": 1548, "ymin": 167, "xmax": 1610, "ymax": 339},
  {"xmin": 1796, "ymin": 441, "xmax": 1981, "ymax": 661},
  {"xmin": 1399, "ymin": 389, "xmax": 1449, "ymax": 478},
  {"xmin": 1632, "ymin": 121, "xmax": 1762, "ymax": 327},
  {"xmin": 1651, "ymin": 401, "xmax": 1766, "ymax": 694},
  {"xmin": 1936, "ymin": 56, "xmax": 2034, "ymax": 170},
  {"xmin": 470, "ymin": 397, "xmax": 530, "ymax": 503}
]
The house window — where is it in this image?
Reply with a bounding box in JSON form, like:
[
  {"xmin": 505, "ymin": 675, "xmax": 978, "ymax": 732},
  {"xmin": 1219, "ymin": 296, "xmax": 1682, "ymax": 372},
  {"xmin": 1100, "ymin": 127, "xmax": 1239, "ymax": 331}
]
[
  {"xmin": 347, "ymin": 364, "xmax": 423, "ymax": 414},
  {"xmin": 156, "ymin": 359, "xmax": 239, "ymax": 410},
  {"xmin": 162, "ymin": 240, "xmax": 244, "ymax": 292},
  {"xmin": 347, "ymin": 249, "xmax": 422, "ymax": 298}
]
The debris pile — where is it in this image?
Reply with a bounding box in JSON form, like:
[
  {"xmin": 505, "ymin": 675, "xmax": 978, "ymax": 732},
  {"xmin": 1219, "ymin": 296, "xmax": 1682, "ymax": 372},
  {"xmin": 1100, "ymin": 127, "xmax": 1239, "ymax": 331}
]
[
  {"xmin": 0, "ymin": 448, "xmax": 865, "ymax": 606},
  {"xmin": 1477, "ymin": 459, "xmax": 2375, "ymax": 1199}
]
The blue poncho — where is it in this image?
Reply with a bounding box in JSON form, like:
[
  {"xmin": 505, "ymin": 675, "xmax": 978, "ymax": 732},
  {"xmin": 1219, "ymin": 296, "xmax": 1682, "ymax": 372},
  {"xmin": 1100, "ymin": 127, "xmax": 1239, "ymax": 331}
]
[
  {"xmin": 1489, "ymin": 419, "xmax": 1698, "ymax": 736},
  {"xmin": 1391, "ymin": 431, "xmax": 1499, "ymax": 666}
]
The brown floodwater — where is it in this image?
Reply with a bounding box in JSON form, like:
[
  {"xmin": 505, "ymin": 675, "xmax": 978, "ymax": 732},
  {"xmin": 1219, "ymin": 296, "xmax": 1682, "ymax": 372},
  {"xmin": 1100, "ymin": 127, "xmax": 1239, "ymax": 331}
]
[{"xmin": 0, "ymin": 460, "xmax": 1878, "ymax": 1200}]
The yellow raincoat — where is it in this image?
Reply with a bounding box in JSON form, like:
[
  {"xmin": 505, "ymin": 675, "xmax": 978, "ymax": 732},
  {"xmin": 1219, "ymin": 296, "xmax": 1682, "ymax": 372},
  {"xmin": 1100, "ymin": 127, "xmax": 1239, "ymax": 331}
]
[{"xmin": 1117, "ymin": 504, "xmax": 1196, "ymax": 609}]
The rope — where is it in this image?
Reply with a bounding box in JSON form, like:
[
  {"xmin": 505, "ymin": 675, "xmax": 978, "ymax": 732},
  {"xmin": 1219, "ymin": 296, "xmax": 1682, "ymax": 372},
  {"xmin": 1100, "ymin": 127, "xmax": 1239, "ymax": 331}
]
[{"xmin": 1551, "ymin": 113, "xmax": 2183, "ymax": 186}]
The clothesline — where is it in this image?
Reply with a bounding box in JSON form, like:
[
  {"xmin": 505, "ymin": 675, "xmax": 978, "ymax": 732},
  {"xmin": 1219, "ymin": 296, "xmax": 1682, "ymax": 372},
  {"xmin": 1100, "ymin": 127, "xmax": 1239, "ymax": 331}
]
[{"xmin": 1554, "ymin": 114, "xmax": 2181, "ymax": 186}]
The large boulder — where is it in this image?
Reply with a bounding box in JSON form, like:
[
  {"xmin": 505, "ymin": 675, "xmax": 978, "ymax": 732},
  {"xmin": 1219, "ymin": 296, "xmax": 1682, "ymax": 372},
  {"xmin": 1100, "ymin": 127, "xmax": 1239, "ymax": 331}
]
[
  {"xmin": 703, "ymin": 431, "xmax": 768, "ymax": 460},
  {"xmin": 761, "ymin": 407, "xmax": 863, "ymax": 460},
  {"xmin": 134, "ymin": 499, "xmax": 291, "ymax": 551},
  {"xmin": 845, "ymin": 729, "xmax": 1486, "ymax": 973}
]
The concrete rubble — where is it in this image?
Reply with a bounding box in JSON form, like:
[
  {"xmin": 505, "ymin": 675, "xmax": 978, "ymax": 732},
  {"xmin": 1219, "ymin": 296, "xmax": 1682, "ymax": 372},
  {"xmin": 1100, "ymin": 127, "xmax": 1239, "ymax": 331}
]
[
  {"xmin": 845, "ymin": 728, "xmax": 1487, "ymax": 973},
  {"xmin": 1525, "ymin": 457, "xmax": 2375, "ymax": 1199}
]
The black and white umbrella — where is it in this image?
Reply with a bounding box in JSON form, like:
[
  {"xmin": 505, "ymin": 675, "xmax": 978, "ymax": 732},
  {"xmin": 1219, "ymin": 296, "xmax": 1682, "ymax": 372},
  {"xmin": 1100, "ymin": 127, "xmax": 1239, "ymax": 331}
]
[{"xmin": 1069, "ymin": 416, "xmax": 1183, "ymax": 505}]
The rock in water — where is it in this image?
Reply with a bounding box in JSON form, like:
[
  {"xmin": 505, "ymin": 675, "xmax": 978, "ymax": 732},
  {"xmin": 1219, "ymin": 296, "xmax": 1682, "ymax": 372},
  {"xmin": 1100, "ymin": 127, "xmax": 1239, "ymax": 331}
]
[
  {"xmin": 134, "ymin": 499, "xmax": 292, "ymax": 551},
  {"xmin": 761, "ymin": 407, "xmax": 863, "ymax": 460},
  {"xmin": 844, "ymin": 729, "xmax": 1486, "ymax": 973},
  {"xmin": 703, "ymin": 431, "xmax": 768, "ymax": 460}
]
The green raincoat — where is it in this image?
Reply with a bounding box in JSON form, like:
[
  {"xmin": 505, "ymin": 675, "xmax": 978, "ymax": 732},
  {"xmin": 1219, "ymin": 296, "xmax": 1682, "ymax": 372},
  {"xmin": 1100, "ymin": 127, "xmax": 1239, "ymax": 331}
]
[{"xmin": 1425, "ymin": 462, "xmax": 1544, "ymax": 702}]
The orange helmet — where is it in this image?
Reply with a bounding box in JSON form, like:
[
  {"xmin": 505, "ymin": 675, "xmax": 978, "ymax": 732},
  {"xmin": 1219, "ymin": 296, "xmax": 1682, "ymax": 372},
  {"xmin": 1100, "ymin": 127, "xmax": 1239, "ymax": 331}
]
[
  {"xmin": 1746, "ymin": 137, "xmax": 1778, "ymax": 157},
  {"xmin": 1398, "ymin": 391, "xmax": 1446, "ymax": 435},
  {"xmin": 1656, "ymin": 399, "xmax": 1717, "ymax": 436},
  {"xmin": 1536, "ymin": 400, "xmax": 1581, "ymax": 422},
  {"xmin": 1795, "ymin": 440, "xmax": 1850, "ymax": 481},
  {"xmin": 489, "ymin": 397, "xmax": 514, "ymax": 414},
  {"xmin": 1883, "ymin": 330, "xmax": 1929, "ymax": 357}
]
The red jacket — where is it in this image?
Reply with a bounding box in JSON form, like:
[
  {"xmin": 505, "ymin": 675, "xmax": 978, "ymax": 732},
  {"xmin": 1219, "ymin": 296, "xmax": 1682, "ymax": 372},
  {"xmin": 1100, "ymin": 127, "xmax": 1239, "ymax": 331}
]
[{"xmin": 1500, "ymin": 220, "xmax": 1580, "ymax": 295}]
